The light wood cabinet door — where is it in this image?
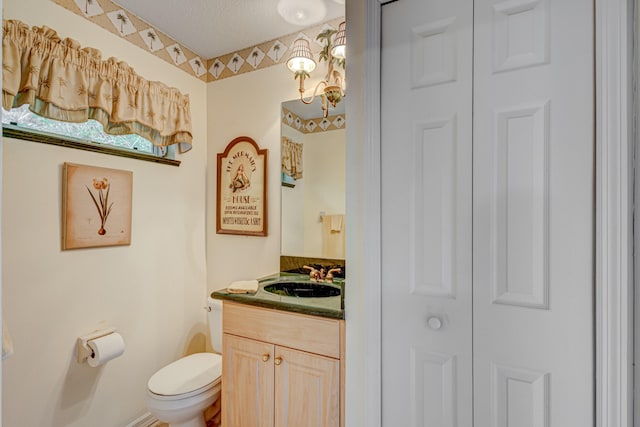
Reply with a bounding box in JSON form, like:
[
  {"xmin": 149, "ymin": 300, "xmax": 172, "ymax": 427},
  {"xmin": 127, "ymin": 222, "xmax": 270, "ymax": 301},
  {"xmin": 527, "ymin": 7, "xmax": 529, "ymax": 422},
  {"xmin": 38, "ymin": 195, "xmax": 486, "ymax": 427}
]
[
  {"xmin": 222, "ymin": 334, "xmax": 274, "ymax": 427},
  {"xmin": 221, "ymin": 302, "xmax": 343, "ymax": 426},
  {"xmin": 274, "ymin": 346, "xmax": 340, "ymax": 427}
]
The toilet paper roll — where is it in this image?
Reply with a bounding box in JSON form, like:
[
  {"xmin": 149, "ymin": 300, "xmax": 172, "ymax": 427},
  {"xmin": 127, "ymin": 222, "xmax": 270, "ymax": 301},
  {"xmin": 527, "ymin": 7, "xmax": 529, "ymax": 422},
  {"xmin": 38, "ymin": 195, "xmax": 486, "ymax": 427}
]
[{"xmin": 87, "ymin": 332, "xmax": 125, "ymax": 367}]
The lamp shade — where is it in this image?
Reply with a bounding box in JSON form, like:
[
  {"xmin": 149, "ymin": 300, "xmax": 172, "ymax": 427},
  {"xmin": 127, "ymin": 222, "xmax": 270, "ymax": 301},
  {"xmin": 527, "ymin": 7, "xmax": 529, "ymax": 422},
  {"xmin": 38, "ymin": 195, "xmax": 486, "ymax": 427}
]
[
  {"xmin": 277, "ymin": 0, "xmax": 327, "ymax": 26},
  {"xmin": 331, "ymin": 21, "xmax": 346, "ymax": 59},
  {"xmin": 287, "ymin": 39, "xmax": 317, "ymax": 73}
]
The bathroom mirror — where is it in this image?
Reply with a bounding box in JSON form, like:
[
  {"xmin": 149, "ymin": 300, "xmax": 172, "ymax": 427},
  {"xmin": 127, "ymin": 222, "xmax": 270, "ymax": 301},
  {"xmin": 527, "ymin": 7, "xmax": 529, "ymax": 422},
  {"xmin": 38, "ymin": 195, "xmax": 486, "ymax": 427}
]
[{"xmin": 280, "ymin": 98, "xmax": 346, "ymax": 260}]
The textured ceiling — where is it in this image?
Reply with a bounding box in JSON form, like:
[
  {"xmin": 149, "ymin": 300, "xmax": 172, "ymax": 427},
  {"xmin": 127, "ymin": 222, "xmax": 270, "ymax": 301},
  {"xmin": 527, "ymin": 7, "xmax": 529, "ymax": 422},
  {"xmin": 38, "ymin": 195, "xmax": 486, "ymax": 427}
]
[{"xmin": 113, "ymin": 0, "xmax": 345, "ymax": 59}]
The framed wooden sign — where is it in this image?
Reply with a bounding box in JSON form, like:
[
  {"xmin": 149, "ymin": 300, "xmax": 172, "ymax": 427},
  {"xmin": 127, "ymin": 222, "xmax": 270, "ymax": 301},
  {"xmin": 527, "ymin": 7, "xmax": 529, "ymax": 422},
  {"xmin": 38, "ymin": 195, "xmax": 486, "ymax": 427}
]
[{"xmin": 216, "ymin": 136, "xmax": 268, "ymax": 236}]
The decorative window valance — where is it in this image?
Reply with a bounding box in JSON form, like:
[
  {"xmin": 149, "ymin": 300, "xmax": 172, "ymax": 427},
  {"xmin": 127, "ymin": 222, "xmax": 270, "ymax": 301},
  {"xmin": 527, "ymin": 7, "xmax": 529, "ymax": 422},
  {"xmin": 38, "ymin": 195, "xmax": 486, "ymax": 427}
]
[
  {"xmin": 2, "ymin": 19, "xmax": 193, "ymax": 152},
  {"xmin": 282, "ymin": 136, "xmax": 303, "ymax": 179}
]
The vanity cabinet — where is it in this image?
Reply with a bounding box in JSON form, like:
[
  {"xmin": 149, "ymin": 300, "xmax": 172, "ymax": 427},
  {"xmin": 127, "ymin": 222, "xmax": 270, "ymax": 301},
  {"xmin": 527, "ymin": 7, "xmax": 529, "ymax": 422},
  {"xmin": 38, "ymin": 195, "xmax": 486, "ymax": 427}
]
[{"xmin": 221, "ymin": 301, "xmax": 344, "ymax": 427}]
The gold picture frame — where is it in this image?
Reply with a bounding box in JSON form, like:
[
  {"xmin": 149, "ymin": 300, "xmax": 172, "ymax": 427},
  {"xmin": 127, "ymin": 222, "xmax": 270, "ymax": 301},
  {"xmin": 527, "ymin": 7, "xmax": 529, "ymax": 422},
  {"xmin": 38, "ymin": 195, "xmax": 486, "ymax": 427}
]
[
  {"xmin": 216, "ymin": 136, "xmax": 268, "ymax": 236},
  {"xmin": 62, "ymin": 162, "xmax": 133, "ymax": 250}
]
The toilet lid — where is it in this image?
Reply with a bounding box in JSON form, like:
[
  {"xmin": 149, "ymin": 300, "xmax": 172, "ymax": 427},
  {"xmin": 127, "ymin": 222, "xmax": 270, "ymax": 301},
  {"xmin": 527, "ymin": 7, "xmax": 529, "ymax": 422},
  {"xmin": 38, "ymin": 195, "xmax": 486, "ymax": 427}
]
[{"xmin": 148, "ymin": 353, "xmax": 222, "ymax": 397}]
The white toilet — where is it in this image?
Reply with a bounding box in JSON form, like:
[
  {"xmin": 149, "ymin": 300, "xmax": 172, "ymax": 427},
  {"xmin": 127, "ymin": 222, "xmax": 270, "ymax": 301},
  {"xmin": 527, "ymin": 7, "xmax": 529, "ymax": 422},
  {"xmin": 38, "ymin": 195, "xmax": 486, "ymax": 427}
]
[{"xmin": 146, "ymin": 297, "xmax": 223, "ymax": 427}]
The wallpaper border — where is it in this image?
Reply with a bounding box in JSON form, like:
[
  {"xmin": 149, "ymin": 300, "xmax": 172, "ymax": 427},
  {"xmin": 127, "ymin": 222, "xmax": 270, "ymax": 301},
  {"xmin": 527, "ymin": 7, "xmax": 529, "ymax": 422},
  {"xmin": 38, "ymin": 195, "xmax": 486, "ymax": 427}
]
[{"xmin": 51, "ymin": 0, "xmax": 344, "ymax": 83}]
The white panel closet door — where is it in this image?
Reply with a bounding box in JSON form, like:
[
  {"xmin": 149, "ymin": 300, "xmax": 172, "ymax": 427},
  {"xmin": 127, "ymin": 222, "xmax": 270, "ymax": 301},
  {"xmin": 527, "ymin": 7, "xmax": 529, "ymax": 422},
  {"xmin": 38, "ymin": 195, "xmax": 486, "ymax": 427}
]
[
  {"xmin": 381, "ymin": 0, "xmax": 473, "ymax": 426},
  {"xmin": 472, "ymin": 0, "xmax": 594, "ymax": 425},
  {"xmin": 381, "ymin": 0, "xmax": 594, "ymax": 425}
]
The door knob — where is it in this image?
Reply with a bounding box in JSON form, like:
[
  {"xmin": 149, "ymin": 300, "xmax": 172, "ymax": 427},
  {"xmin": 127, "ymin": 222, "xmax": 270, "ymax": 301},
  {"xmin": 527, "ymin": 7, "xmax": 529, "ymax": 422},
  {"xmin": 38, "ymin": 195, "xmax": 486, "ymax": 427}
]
[
  {"xmin": 274, "ymin": 357, "xmax": 283, "ymax": 365},
  {"xmin": 427, "ymin": 316, "xmax": 443, "ymax": 330},
  {"xmin": 262, "ymin": 354, "xmax": 270, "ymax": 362}
]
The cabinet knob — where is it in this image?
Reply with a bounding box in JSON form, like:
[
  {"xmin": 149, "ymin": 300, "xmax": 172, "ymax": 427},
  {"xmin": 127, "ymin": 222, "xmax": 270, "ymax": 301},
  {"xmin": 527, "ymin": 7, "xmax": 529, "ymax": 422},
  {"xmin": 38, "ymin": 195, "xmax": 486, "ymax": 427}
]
[
  {"xmin": 274, "ymin": 357, "xmax": 283, "ymax": 366},
  {"xmin": 262, "ymin": 354, "xmax": 270, "ymax": 362}
]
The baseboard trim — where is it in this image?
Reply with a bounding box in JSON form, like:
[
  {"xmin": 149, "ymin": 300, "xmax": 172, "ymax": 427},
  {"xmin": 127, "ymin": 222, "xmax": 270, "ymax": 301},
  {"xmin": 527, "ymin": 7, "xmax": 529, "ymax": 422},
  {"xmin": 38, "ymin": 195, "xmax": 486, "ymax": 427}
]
[{"xmin": 125, "ymin": 412, "xmax": 159, "ymax": 427}]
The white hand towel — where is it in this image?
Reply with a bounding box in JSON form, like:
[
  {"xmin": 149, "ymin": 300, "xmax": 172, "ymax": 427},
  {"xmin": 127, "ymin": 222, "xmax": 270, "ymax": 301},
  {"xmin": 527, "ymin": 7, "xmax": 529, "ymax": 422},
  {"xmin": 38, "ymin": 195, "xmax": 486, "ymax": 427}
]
[
  {"xmin": 329, "ymin": 214, "xmax": 344, "ymax": 232},
  {"xmin": 228, "ymin": 280, "xmax": 259, "ymax": 294},
  {"xmin": 322, "ymin": 216, "xmax": 346, "ymax": 258}
]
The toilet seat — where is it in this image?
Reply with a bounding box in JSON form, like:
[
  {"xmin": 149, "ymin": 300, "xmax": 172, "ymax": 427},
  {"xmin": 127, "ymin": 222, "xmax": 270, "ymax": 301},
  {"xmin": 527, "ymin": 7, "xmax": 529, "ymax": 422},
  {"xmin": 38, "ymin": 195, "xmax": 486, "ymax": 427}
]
[{"xmin": 147, "ymin": 353, "xmax": 222, "ymax": 400}]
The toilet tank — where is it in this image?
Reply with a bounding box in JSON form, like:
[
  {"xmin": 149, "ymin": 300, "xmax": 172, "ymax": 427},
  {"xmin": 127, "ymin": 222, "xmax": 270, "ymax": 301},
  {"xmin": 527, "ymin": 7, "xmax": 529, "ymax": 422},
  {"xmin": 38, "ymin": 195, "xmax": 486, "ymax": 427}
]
[{"xmin": 207, "ymin": 297, "xmax": 223, "ymax": 353}]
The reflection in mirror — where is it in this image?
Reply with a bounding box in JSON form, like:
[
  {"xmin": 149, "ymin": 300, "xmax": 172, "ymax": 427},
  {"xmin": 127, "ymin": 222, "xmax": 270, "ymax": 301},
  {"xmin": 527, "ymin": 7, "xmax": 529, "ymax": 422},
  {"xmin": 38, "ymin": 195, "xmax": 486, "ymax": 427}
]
[{"xmin": 281, "ymin": 98, "xmax": 346, "ymax": 260}]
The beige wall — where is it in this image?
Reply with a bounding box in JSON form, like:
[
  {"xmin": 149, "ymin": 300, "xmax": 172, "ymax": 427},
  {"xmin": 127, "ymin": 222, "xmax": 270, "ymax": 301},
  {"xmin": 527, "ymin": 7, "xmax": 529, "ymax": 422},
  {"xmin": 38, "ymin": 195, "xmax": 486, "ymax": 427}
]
[
  {"xmin": 2, "ymin": 1, "xmax": 208, "ymax": 426},
  {"xmin": 303, "ymin": 129, "xmax": 346, "ymax": 257},
  {"xmin": 206, "ymin": 66, "xmax": 326, "ymax": 291}
]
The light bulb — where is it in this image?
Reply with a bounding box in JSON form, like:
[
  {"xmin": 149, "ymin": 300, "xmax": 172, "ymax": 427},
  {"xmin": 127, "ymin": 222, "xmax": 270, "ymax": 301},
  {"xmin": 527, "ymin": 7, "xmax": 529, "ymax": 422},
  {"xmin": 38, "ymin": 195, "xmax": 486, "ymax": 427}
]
[
  {"xmin": 286, "ymin": 39, "xmax": 317, "ymax": 73},
  {"xmin": 331, "ymin": 44, "xmax": 346, "ymax": 59}
]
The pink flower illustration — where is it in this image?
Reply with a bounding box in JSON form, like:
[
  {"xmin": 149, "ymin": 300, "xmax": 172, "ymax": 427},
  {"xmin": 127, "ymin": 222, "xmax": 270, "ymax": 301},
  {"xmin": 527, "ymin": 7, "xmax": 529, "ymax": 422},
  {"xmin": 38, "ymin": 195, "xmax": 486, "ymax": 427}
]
[{"xmin": 86, "ymin": 177, "xmax": 114, "ymax": 235}]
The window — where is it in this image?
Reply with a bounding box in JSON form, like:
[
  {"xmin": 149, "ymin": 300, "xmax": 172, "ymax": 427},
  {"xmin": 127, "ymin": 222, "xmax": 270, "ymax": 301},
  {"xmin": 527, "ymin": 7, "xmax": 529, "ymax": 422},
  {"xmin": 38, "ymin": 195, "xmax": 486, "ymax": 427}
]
[
  {"xmin": 2, "ymin": 105, "xmax": 178, "ymax": 165},
  {"xmin": 2, "ymin": 20, "xmax": 193, "ymax": 166}
]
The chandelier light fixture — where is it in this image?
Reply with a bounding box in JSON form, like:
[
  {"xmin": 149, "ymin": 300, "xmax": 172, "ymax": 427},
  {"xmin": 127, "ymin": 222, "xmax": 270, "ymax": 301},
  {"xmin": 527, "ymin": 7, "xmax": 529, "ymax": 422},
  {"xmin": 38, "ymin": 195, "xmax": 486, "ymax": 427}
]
[{"xmin": 286, "ymin": 21, "xmax": 346, "ymax": 118}]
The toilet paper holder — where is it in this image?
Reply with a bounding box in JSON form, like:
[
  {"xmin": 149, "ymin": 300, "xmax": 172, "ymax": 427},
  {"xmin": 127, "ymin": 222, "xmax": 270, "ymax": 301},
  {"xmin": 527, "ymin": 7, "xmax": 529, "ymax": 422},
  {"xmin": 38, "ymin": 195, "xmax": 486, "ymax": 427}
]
[{"xmin": 76, "ymin": 327, "xmax": 116, "ymax": 364}]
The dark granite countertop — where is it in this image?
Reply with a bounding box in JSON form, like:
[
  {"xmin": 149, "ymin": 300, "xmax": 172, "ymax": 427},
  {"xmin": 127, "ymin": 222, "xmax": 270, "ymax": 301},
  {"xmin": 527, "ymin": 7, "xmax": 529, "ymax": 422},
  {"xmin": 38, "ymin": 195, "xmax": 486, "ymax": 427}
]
[{"xmin": 211, "ymin": 273, "xmax": 345, "ymax": 320}]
